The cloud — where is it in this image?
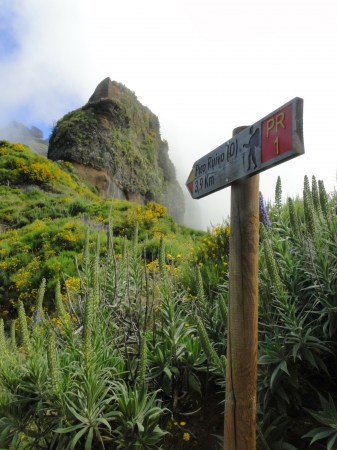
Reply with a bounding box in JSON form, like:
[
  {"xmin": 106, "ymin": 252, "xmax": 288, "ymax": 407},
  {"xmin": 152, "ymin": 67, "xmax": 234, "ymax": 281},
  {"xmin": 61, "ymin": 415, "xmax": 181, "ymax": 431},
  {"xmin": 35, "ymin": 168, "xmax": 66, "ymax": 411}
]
[
  {"xmin": 0, "ymin": 1, "xmax": 89, "ymax": 129},
  {"xmin": 1, "ymin": 0, "xmax": 337, "ymax": 227}
]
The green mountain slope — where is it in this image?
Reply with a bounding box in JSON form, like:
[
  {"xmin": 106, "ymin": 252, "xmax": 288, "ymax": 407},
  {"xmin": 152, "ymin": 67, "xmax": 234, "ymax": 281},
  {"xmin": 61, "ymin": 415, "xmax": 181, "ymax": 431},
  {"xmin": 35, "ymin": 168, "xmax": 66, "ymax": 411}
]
[{"xmin": 0, "ymin": 140, "xmax": 210, "ymax": 319}]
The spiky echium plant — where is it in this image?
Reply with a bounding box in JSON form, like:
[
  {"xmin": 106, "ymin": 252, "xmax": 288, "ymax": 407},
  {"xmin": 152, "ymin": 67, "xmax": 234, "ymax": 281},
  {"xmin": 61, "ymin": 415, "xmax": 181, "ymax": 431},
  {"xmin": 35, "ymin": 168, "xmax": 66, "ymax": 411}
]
[
  {"xmin": 318, "ymin": 179, "xmax": 330, "ymax": 220},
  {"xmin": 47, "ymin": 328, "xmax": 60, "ymax": 393},
  {"xmin": 18, "ymin": 301, "xmax": 31, "ymax": 354},
  {"xmin": 288, "ymin": 197, "xmax": 300, "ymax": 239},
  {"xmin": 195, "ymin": 315, "xmax": 224, "ymax": 372},
  {"xmin": 34, "ymin": 277, "xmax": 46, "ymax": 323},
  {"xmin": 138, "ymin": 332, "xmax": 147, "ymax": 385},
  {"xmin": 218, "ymin": 293, "xmax": 228, "ymax": 324},
  {"xmin": 55, "ymin": 280, "xmax": 67, "ymax": 326},
  {"xmin": 260, "ymin": 224, "xmax": 283, "ymax": 296},
  {"xmin": 311, "ymin": 175, "xmax": 322, "ymax": 217},
  {"xmin": 83, "ymin": 288, "xmax": 94, "ymax": 368},
  {"xmin": 303, "ymin": 188, "xmax": 317, "ymax": 238},
  {"xmin": 122, "ymin": 235, "xmax": 128, "ymax": 260},
  {"xmin": 158, "ymin": 235, "xmax": 166, "ymax": 278},
  {"xmin": 83, "ymin": 225, "xmax": 90, "ymax": 277},
  {"xmin": 107, "ymin": 202, "xmax": 113, "ymax": 255},
  {"xmin": 132, "ymin": 221, "xmax": 139, "ymax": 254},
  {"xmin": 260, "ymin": 193, "xmax": 271, "ymax": 228},
  {"xmin": 92, "ymin": 234, "xmax": 100, "ymax": 316},
  {"xmin": 0, "ymin": 318, "xmax": 7, "ymax": 360},
  {"xmin": 10, "ymin": 319, "xmax": 16, "ymax": 351},
  {"xmin": 275, "ymin": 175, "xmax": 282, "ymax": 210},
  {"xmin": 196, "ymin": 266, "xmax": 207, "ymax": 313},
  {"xmin": 303, "ymin": 175, "xmax": 315, "ymax": 215},
  {"xmin": 304, "ymin": 174, "xmax": 311, "ymax": 197}
]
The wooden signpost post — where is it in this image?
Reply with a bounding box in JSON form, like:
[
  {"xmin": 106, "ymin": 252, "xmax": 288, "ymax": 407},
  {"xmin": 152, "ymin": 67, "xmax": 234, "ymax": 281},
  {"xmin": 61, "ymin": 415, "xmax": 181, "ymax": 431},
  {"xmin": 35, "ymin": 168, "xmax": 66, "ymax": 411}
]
[{"xmin": 186, "ymin": 98, "xmax": 304, "ymax": 449}]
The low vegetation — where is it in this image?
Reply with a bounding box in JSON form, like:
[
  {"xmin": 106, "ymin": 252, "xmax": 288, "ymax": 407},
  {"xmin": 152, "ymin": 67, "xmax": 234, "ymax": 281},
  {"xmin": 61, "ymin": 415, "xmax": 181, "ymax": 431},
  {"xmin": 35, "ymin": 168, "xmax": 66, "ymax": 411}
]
[{"xmin": 1, "ymin": 140, "xmax": 337, "ymax": 449}]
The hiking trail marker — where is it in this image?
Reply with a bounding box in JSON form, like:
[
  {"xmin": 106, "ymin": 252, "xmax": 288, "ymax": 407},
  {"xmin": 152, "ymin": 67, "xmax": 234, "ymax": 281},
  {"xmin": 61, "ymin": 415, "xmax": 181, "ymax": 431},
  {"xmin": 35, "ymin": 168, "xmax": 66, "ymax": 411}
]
[
  {"xmin": 186, "ymin": 98, "xmax": 304, "ymax": 450},
  {"xmin": 186, "ymin": 97, "xmax": 304, "ymax": 199}
]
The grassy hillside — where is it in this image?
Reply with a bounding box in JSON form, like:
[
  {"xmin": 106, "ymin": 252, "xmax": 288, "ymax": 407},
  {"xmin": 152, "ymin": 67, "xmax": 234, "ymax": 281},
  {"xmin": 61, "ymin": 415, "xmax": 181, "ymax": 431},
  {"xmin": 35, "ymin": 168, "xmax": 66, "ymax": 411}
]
[
  {"xmin": 2, "ymin": 140, "xmax": 337, "ymax": 449},
  {"xmin": 0, "ymin": 141, "xmax": 228, "ymax": 320}
]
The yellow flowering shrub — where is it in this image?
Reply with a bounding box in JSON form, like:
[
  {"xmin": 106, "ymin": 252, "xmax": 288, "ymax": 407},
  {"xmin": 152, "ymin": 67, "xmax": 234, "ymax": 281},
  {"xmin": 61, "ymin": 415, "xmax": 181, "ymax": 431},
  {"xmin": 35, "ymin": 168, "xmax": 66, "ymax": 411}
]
[
  {"xmin": 0, "ymin": 256, "xmax": 20, "ymax": 270},
  {"xmin": 42, "ymin": 241, "xmax": 56, "ymax": 258},
  {"xmin": 127, "ymin": 202, "xmax": 167, "ymax": 228},
  {"xmin": 59, "ymin": 171, "xmax": 77, "ymax": 189},
  {"xmin": 199, "ymin": 223, "xmax": 230, "ymax": 266},
  {"xmin": 12, "ymin": 143, "xmax": 25, "ymax": 151},
  {"xmin": 147, "ymin": 259, "xmax": 159, "ymax": 273},
  {"xmin": 0, "ymin": 248, "xmax": 10, "ymax": 258},
  {"xmin": 12, "ymin": 257, "xmax": 41, "ymax": 290},
  {"xmin": 65, "ymin": 277, "xmax": 80, "ymax": 294},
  {"xmin": 54, "ymin": 221, "xmax": 84, "ymax": 247},
  {"xmin": 76, "ymin": 187, "xmax": 100, "ymax": 201},
  {"xmin": 24, "ymin": 220, "xmax": 45, "ymax": 233},
  {"xmin": 0, "ymin": 141, "xmax": 80, "ymax": 189},
  {"xmin": 22, "ymin": 162, "xmax": 60, "ymax": 183},
  {"xmin": 8, "ymin": 157, "xmax": 26, "ymax": 169},
  {"xmin": 58, "ymin": 197, "xmax": 72, "ymax": 203},
  {"xmin": 146, "ymin": 202, "xmax": 166, "ymax": 218}
]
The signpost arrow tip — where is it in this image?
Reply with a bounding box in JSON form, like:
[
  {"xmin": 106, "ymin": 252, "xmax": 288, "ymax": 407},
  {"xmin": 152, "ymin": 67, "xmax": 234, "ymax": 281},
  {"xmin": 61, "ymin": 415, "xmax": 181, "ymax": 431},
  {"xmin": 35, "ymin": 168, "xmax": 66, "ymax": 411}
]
[{"xmin": 186, "ymin": 169, "xmax": 194, "ymax": 197}]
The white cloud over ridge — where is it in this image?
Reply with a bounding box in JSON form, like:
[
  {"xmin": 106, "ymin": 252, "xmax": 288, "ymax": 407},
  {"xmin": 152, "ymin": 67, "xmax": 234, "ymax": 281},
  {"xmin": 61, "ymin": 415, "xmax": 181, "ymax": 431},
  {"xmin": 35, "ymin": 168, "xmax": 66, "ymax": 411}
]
[{"xmin": 1, "ymin": 0, "xmax": 337, "ymax": 228}]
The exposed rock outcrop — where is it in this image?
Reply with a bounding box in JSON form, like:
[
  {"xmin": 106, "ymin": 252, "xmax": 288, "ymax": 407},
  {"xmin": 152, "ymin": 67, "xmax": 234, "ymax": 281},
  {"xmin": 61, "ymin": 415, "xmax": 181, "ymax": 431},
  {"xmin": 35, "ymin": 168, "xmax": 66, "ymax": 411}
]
[
  {"xmin": 88, "ymin": 77, "xmax": 121, "ymax": 103},
  {"xmin": 48, "ymin": 78, "xmax": 185, "ymax": 223}
]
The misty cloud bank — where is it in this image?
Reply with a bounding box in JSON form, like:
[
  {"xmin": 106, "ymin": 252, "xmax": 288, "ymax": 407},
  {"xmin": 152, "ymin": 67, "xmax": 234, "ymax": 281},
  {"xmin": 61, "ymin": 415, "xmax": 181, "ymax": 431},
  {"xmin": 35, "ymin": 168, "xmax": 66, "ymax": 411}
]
[{"xmin": 1, "ymin": 0, "xmax": 337, "ymax": 228}]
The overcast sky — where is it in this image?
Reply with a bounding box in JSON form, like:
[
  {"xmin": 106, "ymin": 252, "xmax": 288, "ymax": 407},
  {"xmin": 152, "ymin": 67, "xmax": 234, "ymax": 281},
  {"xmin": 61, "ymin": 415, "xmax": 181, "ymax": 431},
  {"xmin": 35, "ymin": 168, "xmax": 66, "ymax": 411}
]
[{"xmin": 1, "ymin": 0, "xmax": 337, "ymax": 229}]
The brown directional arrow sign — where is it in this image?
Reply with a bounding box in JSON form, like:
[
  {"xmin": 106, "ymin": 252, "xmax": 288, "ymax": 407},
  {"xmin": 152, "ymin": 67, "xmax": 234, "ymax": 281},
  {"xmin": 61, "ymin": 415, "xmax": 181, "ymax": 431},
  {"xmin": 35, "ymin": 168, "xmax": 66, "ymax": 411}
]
[{"xmin": 186, "ymin": 97, "xmax": 304, "ymax": 199}]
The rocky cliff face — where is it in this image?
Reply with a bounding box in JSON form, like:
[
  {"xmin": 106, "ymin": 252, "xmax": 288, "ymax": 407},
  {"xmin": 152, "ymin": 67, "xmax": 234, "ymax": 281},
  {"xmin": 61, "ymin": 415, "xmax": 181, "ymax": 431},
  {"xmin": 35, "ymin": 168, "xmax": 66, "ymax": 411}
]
[{"xmin": 48, "ymin": 78, "xmax": 185, "ymax": 223}]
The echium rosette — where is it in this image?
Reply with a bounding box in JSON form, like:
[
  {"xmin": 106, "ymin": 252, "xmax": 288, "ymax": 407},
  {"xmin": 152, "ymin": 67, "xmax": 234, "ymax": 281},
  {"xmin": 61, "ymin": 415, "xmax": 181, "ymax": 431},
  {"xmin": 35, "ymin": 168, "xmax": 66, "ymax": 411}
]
[{"xmin": 259, "ymin": 193, "xmax": 271, "ymax": 228}]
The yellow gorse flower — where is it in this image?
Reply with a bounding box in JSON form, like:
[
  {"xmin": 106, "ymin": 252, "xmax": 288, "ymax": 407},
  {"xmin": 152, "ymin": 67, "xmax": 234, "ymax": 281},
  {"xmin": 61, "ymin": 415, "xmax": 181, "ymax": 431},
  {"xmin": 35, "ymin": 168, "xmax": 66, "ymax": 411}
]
[{"xmin": 183, "ymin": 433, "xmax": 190, "ymax": 441}]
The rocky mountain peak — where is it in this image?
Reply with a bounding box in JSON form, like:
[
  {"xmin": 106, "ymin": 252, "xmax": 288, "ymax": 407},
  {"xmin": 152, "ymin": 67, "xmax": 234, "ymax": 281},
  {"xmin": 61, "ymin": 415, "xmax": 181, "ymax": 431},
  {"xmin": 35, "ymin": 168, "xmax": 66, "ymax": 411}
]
[{"xmin": 48, "ymin": 78, "xmax": 185, "ymax": 223}]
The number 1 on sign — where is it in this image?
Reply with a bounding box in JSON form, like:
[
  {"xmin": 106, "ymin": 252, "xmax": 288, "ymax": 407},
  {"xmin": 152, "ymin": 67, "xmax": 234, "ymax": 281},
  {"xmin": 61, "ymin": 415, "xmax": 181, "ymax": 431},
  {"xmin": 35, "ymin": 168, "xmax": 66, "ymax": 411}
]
[{"xmin": 274, "ymin": 136, "xmax": 279, "ymax": 154}]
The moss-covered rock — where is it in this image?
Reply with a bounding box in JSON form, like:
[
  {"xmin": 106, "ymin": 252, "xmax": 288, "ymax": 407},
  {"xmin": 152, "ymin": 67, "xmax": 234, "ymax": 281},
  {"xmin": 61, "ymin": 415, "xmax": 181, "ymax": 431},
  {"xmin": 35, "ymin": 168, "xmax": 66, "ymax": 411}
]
[{"xmin": 48, "ymin": 78, "xmax": 185, "ymax": 223}]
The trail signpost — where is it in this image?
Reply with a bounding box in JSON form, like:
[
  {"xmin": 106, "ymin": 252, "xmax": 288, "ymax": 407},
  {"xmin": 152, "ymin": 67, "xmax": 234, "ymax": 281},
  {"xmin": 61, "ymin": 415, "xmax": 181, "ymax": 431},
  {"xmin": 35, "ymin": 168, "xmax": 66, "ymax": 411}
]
[
  {"xmin": 186, "ymin": 97, "xmax": 304, "ymax": 199},
  {"xmin": 185, "ymin": 98, "xmax": 304, "ymax": 450}
]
